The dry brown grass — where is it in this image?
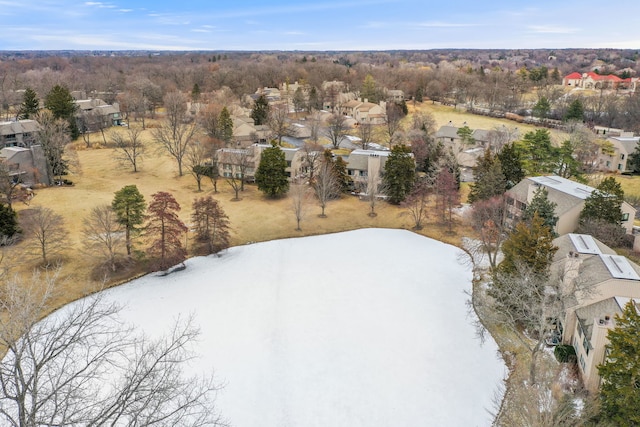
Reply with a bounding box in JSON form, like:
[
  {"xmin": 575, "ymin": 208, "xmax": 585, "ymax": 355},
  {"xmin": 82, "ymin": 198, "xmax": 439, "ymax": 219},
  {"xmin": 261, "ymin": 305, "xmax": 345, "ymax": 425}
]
[
  {"xmin": 408, "ymin": 101, "xmax": 570, "ymax": 142},
  {"xmin": 7, "ymin": 124, "xmax": 472, "ymax": 307}
]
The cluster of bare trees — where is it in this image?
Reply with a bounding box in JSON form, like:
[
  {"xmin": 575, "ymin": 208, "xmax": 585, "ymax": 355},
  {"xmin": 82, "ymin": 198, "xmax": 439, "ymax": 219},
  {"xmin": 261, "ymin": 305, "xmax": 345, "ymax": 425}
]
[{"xmin": 0, "ymin": 269, "xmax": 225, "ymax": 426}]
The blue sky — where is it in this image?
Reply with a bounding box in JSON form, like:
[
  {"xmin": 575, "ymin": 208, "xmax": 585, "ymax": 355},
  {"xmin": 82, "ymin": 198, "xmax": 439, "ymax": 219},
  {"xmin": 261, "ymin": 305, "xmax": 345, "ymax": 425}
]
[{"xmin": 1, "ymin": 0, "xmax": 639, "ymax": 50}]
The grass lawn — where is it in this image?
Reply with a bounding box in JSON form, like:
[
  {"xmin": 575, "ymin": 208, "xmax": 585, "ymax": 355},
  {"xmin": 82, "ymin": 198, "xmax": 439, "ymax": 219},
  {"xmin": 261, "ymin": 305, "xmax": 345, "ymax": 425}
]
[
  {"xmin": 409, "ymin": 101, "xmax": 570, "ymax": 142},
  {"xmin": 7, "ymin": 124, "xmax": 473, "ymax": 309}
]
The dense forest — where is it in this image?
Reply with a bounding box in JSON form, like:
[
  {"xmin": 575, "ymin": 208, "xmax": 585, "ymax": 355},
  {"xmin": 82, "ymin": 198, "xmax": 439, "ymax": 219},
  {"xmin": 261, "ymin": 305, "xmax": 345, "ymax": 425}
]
[{"xmin": 1, "ymin": 48, "xmax": 640, "ymax": 132}]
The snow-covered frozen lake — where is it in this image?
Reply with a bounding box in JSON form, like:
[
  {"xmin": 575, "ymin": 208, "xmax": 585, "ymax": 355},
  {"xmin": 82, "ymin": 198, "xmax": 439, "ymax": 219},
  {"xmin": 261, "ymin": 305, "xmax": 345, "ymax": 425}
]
[{"xmin": 95, "ymin": 228, "xmax": 505, "ymax": 426}]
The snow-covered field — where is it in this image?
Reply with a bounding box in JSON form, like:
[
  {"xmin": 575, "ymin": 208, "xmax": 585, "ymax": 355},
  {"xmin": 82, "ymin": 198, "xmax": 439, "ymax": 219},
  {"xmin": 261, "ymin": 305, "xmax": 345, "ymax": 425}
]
[{"xmin": 91, "ymin": 229, "xmax": 505, "ymax": 426}]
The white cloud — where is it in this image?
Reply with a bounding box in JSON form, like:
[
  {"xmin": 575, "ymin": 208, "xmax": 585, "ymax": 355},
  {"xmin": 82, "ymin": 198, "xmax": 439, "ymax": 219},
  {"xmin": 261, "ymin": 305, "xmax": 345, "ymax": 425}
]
[{"xmin": 528, "ymin": 25, "xmax": 578, "ymax": 34}]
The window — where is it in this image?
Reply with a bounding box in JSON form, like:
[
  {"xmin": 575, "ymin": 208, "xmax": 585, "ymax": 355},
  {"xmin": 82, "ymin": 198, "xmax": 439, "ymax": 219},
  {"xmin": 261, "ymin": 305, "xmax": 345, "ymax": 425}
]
[
  {"xmin": 606, "ymin": 161, "xmax": 611, "ymax": 167},
  {"xmin": 579, "ymin": 354, "xmax": 586, "ymax": 372},
  {"xmin": 583, "ymin": 336, "xmax": 590, "ymax": 356},
  {"xmin": 622, "ymin": 213, "xmax": 630, "ymax": 222},
  {"xmin": 621, "ymin": 154, "xmax": 625, "ymax": 160},
  {"xmin": 618, "ymin": 164, "xmax": 622, "ymax": 170}
]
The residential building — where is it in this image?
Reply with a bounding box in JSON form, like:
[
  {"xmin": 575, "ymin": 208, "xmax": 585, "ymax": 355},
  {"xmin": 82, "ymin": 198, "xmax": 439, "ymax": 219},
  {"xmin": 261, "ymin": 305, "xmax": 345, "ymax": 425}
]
[
  {"xmin": 0, "ymin": 120, "xmax": 38, "ymax": 148},
  {"xmin": 597, "ymin": 132, "xmax": 639, "ymax": 173},
  {"xmin": 562, "ymin": 72, "xmax": 639, "ymax": 92},
  {"xmin": 345, "ymin": 149, "xmax": 391, "ymax": 190},
  {"xmin": 74, "ymin": 99, "xmax": 122, "ymax": 130},
  {"xmin": 216, "ymin": 144, "xmax": 308, "ymax": 182},
  {"xmin": 506, "ymin": 176, "xmax": 636, "ymax": 235},
  {"xmin": 1, "ymin": 145, "xmax": 49, "ymax": 185},
  {"xmin": 435, "ymin": 123, "xmax": 462, "ymax": 146},
  {"xmin": 385, "ymin": 89, "xmax": 405, "ymax": 102},
  {"xmin": 552, "ymin": 233, "xmax": 640, "ymax": 392}
]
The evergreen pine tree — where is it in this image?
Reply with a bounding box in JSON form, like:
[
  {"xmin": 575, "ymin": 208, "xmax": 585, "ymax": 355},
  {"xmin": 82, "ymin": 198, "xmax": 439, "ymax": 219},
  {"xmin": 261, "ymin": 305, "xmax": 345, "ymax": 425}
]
[
  {"xmin": 564, "ymin": 98, "xmax": 585, "ymax": 122},
  {"xmin": 112, "ymin": 185, "xmax": 146, "ymax": 256},
  {"xmin": 497, "ymin": 142, "xmax": 524, "ymax": 189},
  {"xmin": 333, "ymin": 156, "xmax": 351, "ymax": 193},
  {"xmin": 218, "ymin": 107, "xmax": 233, "ymax": 145},
  {"xmin": 598, "ymin": 300, "xmax": 640, "ymax": 426},
  {"xmin": 255, "ymin": 143, "xmax": 289, "ymax": 198},
  {"xmin": 250, "ymin": 94, "xmax": 269, "ymax": 126},
  {"xmin": 308, "ymin": 87, "xmax": 320, "ymax": 111},
  {"xmin": 18, "ymin": 87, "xmax": 40, "ymax": 120},
  {"xmin": 44, "ymin": 85, "xmax": 79, "ymax": 139},
  {"xmin": 518, "ymin": 129, "xmax": 558, "ymax": 176},
  {"xmin": 532, "ymin": 96, "xmax": 551, "ymax": 119},
  {"xmin": 580, "ymin": 177, "xmax": 625, "ymax": 225},
  {"xmin": 191, "ymin": 83, "xmax": 201, "ymax": 101},
  {"xmin": 0, "ymin": 204, "xmax": 19, "ymax": 238},
  {"xmin": 497, "ymin": 213, "xmax": 558, "ymax": 277},
  {"xmin": 522, "ymin": 187, "xmax": 558, "ymax": 233},
  {"xmin": 361, "ymin": 74, "xmax": 379, "ymax": 103},
  {"xmin": 468, "ymin": 149, "xmax": 506, "ymax": 204},
  {"xmin": 383, "ymin": 144, "xmax": 416, "ymax": 204}
]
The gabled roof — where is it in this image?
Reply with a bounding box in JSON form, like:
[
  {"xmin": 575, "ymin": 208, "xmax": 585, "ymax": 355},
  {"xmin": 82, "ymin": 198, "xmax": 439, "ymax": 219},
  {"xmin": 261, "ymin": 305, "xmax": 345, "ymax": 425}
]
[
  {"xmin": 435, "ymin": 125, "xmax": 459, "ymax": 139},
  {"xmin": 584, "ymin": 72, "xmax": 622, "ymax": 82},
  {"xmin": 355, "ymin": 102, "xmax": 379, "ymax": 112},
  {"xmin": 608, "ymin": 136, "xmax": 639, "ymax": 155},
  {"xmin": 508, "ymin": 176, "xmax": 594, "ymax": 217},
  {"xmin": 0, "ymin": 119, "xmax": 39, "ymax": 136},
  {"xmin": 528, "ymin": 176, "xmax": 595, "ymax": 200},
  {"xmin": 553, "ymin": 233, "xmax": 616, "ymax": 262},
  {"xmin": 346, "ymin": 149, "xmax": 391, "ymax": 171},
  {"xmin": 564, "ymin": 72, "xmax": 582, "ymax": 80}
]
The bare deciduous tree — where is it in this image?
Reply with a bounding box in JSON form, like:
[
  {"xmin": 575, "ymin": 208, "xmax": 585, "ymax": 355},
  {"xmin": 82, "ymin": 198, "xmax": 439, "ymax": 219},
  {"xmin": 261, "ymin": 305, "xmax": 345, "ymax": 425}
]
[
  {"xmin": 35, "ymin": 109, "xmax": 71, "ymax": 185},
  {"xmin": 267, "ymin": 103, "xmax": 297, "ymax": 145},
  {"xmin": 186, "ymin": 140, "xmax": 210, "ymax": 191},
  {"xmin": 384, "ymin": 102, "xmax": 405, "ymax": 145},
  {"xmin": 307, "ymin": 110, "xmax": 322, "ymax": 144},
  {"xmin": 324, "ymin": 112, "xmax": 349, "ymax": 149},
  {"xmin": 357, "ymin": 121, "xmax": 374, "ymax": 150},
  {"xmin": 465, "ymin": 195, "xmax": 508, "ymax": 271},
  {"xmin": 82, "ymin": 204, "xmax": 124, "ymax": 272},
  {"xmin": 289, "ymin": 179, "xmax": 311, "ymax": 231},
  {"xmin": 220, "ymin": 149, "xmax": 251, "ymax": 201},
  {"xmin": 0, "ymin": 270, "xmax": 225, "ymax": 427},
  {"xmin": 152, "ymin": 92, "xmax": 198, "ymax": 176},
  {"xmin": 362, "ymin": 159, "xmax": 382, "ymax": 217},
  {"xmin": 22, "ymin": 206, "xmax": 67, "ymax": 266},
  {"xmin": 402, "ymin": 180, "xmax": 431, "ymax": 230},
  {"xmin": 313, "ymin": 159, "xmax": 339, "ymax": 217},
  {"xmin": 111, "ymin": 126, "xmax": 145, "ymax": 172},
  {"xmin": 300, "ymin": 141, "xmax": 323, "ymax": 182},
  {"xmin": 191, "ymin": 195, "xmax": 230, "ymax": 255}
]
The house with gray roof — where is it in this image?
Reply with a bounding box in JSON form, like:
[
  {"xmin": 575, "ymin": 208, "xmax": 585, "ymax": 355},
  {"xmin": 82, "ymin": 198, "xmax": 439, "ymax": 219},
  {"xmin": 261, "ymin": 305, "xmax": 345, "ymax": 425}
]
[
  {"xmin": 0, "ymin": 120, "xmax": 38, "ymax": 148},
  {"xmin": 74, "ymin": 99, "xmax": 122, "ymax": 131},
  {"xmin": 597, "ymin": 132, "xmax": 639, "ymax": 173},
  {"xmin": 506, "ymin": 175, "xmax": 636, "ymax": 235},
  {"xmin": 1, "ymin": 145, "xmax": 50, "ymax": 186},
  {"xmin": 552, "ymin": 233, "xmax": 640, "ymax": 391}
]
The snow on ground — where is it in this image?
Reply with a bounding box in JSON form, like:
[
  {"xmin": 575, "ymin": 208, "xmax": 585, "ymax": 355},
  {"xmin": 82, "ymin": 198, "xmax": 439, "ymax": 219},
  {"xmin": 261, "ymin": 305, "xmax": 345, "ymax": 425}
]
[{"xmin": 78, "ymin": 229, "xmax": 505, "ymax": 426}]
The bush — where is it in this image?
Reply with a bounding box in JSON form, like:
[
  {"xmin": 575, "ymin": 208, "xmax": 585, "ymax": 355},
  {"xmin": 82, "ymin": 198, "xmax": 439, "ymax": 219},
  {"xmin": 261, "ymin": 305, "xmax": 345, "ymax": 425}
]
[{"xmin": 555, "ymin": 344, "xmax": 577, "ymax": 363}]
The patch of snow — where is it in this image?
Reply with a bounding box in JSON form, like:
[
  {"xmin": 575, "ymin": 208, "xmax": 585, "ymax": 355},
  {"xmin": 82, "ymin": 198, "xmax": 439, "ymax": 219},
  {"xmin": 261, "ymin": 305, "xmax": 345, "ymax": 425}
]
[{"xmin": 58, "ymin": 229, "xmax": 506, "ymax": 426}]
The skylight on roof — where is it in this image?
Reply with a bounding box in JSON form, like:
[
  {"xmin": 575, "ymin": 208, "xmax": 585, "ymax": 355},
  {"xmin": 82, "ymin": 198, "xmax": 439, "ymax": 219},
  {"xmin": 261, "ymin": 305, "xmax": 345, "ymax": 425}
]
[
  {"xmin": 600, "ymin": 255, "xmax": 640, "ymax": 281},
  {"xmin": 568, "ymin": 234, "xmax": 601, "ymax": 255}
]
